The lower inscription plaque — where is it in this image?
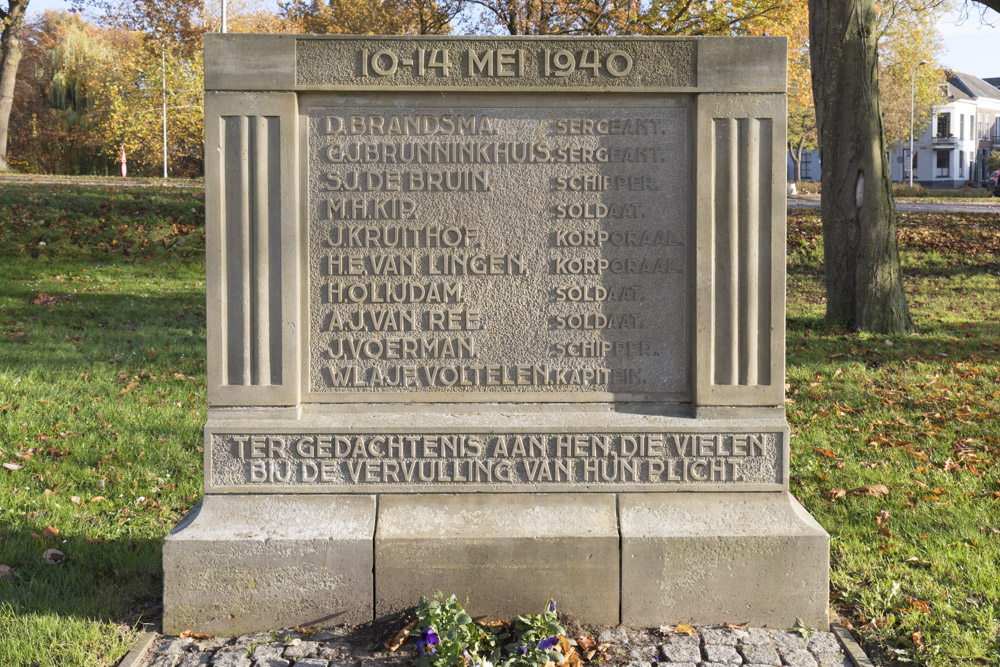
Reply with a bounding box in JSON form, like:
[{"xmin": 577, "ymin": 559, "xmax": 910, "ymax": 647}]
[{"xmin": 208, "ymin": 430, "xmax": 782, "ymax": 491}]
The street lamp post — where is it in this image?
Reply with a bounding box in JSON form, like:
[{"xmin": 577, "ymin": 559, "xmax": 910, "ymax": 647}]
[
  {"xmin": 910, "ymin": 60, "xmax": 928, "ymax": 188},
  {"xmin": 221, "ymin": 0, "xmax": 228, "ymax": 32},
  {"xmin": 162, "ymin": 46, "xmax": 168, "ymax": 180}
]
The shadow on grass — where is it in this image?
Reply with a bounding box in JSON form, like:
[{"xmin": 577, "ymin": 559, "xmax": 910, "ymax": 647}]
[
  {"xmin": 900, "ymin": 261, "xmax": 1000, "ymax": 279},
  {"xmin": 790, "ymin": 260, "xmax": 1000, "ymax": 281},
  {"xmin": 786, "ymin": 315, "xmax": 1000, "ymax": 367},
  {"xmin": 0, "ymin": 529, "xmax": 164, "ymax": 628},
  {"xmin": 1, "ymin": 281, "xmax": 206, "ymax": 376}
]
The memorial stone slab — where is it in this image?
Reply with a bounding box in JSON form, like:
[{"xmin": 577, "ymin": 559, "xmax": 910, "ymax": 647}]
[{"xmin": 163, "ymin": 34, "xmax": 829, "ymax": 634}]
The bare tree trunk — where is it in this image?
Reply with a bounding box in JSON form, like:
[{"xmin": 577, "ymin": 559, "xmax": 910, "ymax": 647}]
[
  {"xmin": 808, "ymin": 0, "xmax": 916, "ymax": 333},
  {"xmin": 0, "ymin": 0, "xmax": 28, "ymax": 171},
  {"xmin": 787, "ymin": 148, "xmax": 797, "ymax": 183},
  {"xmin": 792, "ymin": 137, "xmax": 806, "ymax": 183}
]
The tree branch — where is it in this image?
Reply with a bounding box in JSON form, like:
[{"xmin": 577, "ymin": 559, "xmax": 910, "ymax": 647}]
[{"xmin": 973, "ymin": 0, "xmax": 1000, "ymax": 11}]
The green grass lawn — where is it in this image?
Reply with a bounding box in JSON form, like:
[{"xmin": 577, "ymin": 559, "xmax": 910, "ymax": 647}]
[
  {"xmin": 0, "ymin": 183, "xmax": 998, "ymax": 666},
  {"xmin": 0, "ymin": 184, "xmax": 205, "ymax": 666},
  {"xmin": 787, "ymin": 209, "xmax": 1000, "ymax": 665}
]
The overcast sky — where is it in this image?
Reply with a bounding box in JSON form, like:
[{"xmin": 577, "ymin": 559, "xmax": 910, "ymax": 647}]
[{"xmin": 22, "ymin": 0, "xmax": 1000, "ymax": 81}]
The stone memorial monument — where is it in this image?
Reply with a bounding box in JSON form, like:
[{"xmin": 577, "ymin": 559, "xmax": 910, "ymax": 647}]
[{"xmin": 163, "ymin": 35, "xmax": 829, "ymax": 635}]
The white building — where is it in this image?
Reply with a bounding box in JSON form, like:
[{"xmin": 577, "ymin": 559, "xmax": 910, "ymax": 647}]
[
  {"xmin": 890, "ymin": 71, "xmax": 1000, "ymax": 187},
  {"xmin": 786, "ymin": 149, "xmax": 821, "ymax": 182},
  {"xmin": 789, "ymin": 72, "xmax": 1000, "ymax": 187}
]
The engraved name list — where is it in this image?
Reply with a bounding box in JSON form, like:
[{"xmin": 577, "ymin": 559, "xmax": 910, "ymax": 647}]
[{"xmin": 307, "ymin": 102, "xmax": 690, "ymax": 398}]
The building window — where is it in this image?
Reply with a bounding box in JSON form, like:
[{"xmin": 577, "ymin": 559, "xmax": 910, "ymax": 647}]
[
  {"xmin": 978, "ymin": 113, "xmax": 984, "ymax": 139},
  {"xmin": 960, "ymin": 114, "xmax": 964, "ymax": 139},
  {"xmin": 970, "ymin": 115, "xmax": 974, "ymax": 139},
  {"xmin": 801, "ymin": 154, "xmax": 812, "ymax": 180},
  {"xmin": 937, "ymin": 113, "xmax": 951, "ymax": 137},
  {"xmin": 936, "ymin": 150, "xmax": 950, "ymax": 177},
  {"xmin": 960, "ymin": 151, "xmax": 964, "ymax": 177},
  {"xmin": 913, "ymin": 151, "xmax": 918, "ymax": 171}
]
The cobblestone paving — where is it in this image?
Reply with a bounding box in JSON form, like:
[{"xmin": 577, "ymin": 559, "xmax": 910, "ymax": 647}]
[{"xmin": 134, "ymin": 625, "xmax": 856, "ymax": 667}]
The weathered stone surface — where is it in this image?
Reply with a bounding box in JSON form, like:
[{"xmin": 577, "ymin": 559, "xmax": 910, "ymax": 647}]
[
  {"xmin": 176, "ymin": 653, "xmax": 212, "ymax": 667},
  {"xmin": 740, "ymin": 628, "xmax": 773, "ymax": 646},
  {"xmin": 769, "ymin": 631, "xmax": 807, "ymax": 651},
  {"xmin": 211, "ymin": 653, "xmax": 251, "ymax": 667},
  {"xmin": 659, "ymin": 642, "xmax": 702, "ymax": 662},
  {"xmin": 210, "ymin": 646, "xmax": 253, "ymax": 667},
  {"xmin": 701, "ymin": 627, "xmax": 742, "ymax": 646},
  {"xmin": 257, "ymin": 659, "xmax": 292, "ymax": 667},
  {"xmin": 661, "ymin": 635, "xmax": 701, "ymax": 650},
  {"xmin": 375, "ymin": 494, "xmax": 618, "ymax": 624},
  {"xmin": 806, "ymin": 632, "xmax": 840, "ymax": 654},
  {"xmin": 620, "ymin": 493, "xmax": 829, "ymax": 628},
  {"xmin": 206, "ymin": 36, "xmax": 786, "ymax": 94},
  {"xmin": 206, "ymin": 419, "xmax": 787, "ymax": 493},
  {"xmin": 232, "ymin": 632, "xmax": 273, "ymax": 648},
  {"xmin": 163, "ymin": 495, "xmax": 375, "ymax": 634},
  {"xmin": 158, "ymin": 637, "xmax": 194, "ymax": 654},
  {"xmin": 147, "ymin": 655, "xmax": 179, "ymax": 667},
  {"xmin": 284, "ymin": 641, "xmax": 320, "ymax": 659},
  {"xmin": 254, "ymin": 645, "xmax": 287, "ymax": 661},
  {"xmin": 318, "ymin": 642, "xmax": 354, "ymax": 659},
  {"xmin": 779, "ymin": 648, "xmax": 819, "ymax": 667},
  {"xmin": 739, "ymin": 643, "xmax": 781, "ymax": 665},
  {"xmin": 194, "ymin": 637, "xmax": 230, "ymax": 651},
  {"xmin": 702, "ymin": 644, "xmax": 742, "ymax": 663},
  {"xmin": 130, "ymin": 620, "xmax": 862, "ymax": 667},
  {"xmin": 163, "ymin": 32, "xmax": 829, "ymax": 633},
  {"xmin": 813, "ymin": 653, "xmax": 852, "ymax": 667}
]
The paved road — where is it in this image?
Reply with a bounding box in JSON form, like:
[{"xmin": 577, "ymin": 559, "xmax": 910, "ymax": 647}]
[{"xmin": 788, "ymin": 195, "xmax": 1000, "ymax": 214}]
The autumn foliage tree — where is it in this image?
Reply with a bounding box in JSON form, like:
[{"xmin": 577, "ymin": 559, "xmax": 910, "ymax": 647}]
[
  {"xmin": 876, "ymin": 0, "xmax": 950, "ymax": 149},
  {"xmin": 0, "ymin": 0, "xmax": 30, "ymax": 170},
  {"xmin": 6, "ymin": 11, "xmax": 204, "ymax": 176},
  {"xmin": 6, "ymin": 12, "xmax": 105, "ymax": 173},
  {"xmin": 807, "ymin": 0, "xmax": 999, "ymax": 333},
  {"xmin": 280, "ymin": 0, "xmax": 461, "ymax": 34}
]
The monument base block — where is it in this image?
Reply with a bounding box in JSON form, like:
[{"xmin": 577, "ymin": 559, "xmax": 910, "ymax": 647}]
[
  {"xmin": 162, "ymin": 494, "xmax": 375, "ymax": 635},
  {"xmin": 620, "ymin": 492, "xmax": 829, "ymax": 628},
  {"xmin": 375, "ymin": 494, "xmax": 620, "ymax": 625}
]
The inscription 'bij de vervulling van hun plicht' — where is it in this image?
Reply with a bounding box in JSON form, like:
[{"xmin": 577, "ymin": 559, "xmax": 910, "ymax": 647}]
[
  {"xmin": 209, "ymin": 432, "xmax": 781, "ymax": 488},
  {"xmin": 307, "ymin": 106, "xmax": 690, "ymax": 395}
]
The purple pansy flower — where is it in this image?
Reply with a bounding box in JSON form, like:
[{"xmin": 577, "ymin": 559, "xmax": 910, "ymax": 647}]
[
  {"xmin": 422, "ymin": 627, "xmax": 440, "ymax": 646},
  {"xmin": 417, "ymin": 627, "xmax": 440, "ymax": 655},
  {"xmin": 538, "ymin": 635, "xmax": 559, "ymax": 651},
  {"xmin": 548, "ymin": 600, "xmax": 557, "ymax": 612},
  {"xmin": 517, "ymin": 645, "xmax": 528, "ymax": 656}
]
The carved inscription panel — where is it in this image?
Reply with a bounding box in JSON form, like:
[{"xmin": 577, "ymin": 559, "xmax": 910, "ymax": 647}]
[
  {"xmin": 209, "ymin": 430, "xmax": 782, "ymax": 492},
  {"xmin": 307, "ymin": 96, "xmax": 690, "ymax": 399}
]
